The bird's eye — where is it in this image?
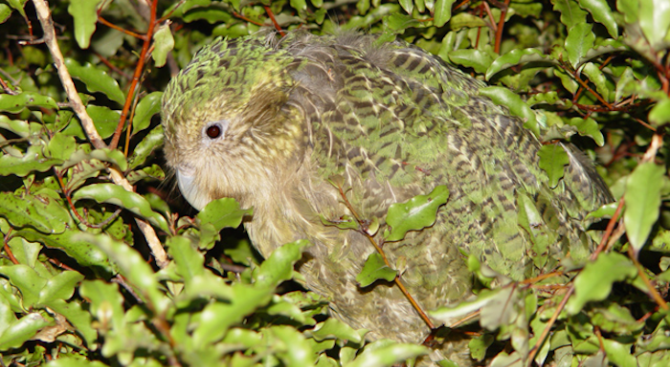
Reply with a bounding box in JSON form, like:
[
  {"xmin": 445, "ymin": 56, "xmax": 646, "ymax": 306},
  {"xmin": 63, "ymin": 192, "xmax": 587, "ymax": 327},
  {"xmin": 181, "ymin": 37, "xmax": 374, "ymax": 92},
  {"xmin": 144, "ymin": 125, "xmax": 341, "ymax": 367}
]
[{"xmin": 206, "ymin": 124, "xmax": 222, "ymax": 139}]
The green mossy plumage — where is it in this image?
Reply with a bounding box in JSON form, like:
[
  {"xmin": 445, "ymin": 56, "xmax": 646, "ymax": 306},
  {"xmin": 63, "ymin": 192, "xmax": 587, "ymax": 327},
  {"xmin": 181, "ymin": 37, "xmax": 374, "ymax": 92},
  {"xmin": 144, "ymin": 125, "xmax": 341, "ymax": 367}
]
[{"xmin": 162, "ymin": 32, "xmax": 612, "ymax": 365}]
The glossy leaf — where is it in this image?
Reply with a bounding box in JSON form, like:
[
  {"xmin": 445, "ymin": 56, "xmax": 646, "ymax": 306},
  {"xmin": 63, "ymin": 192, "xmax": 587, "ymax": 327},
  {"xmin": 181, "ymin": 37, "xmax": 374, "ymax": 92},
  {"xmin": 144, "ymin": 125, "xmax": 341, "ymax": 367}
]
[
  {"xmin": 65, "ymin": 58, "xmax": 125, "ymax": 105},
  {"xmin": 565, "ymin": 23, "xmax": 595, "ymax": 68},
  {"xmin": 537, "ymin": 143, "xmax": 570, "ymax": 188},
  {"xmin": 72, "ymin": 183, "xmax": 170, "ymax": 232},
  {"xmin": 0, "ymin": 191, "xmax": 71, "ymax": 234},
  {"xmin": 152, "ymin": 24, "xmax": 174, "ymax": 67},
  {"xmin": 479, "ymin": 86, "xmax": 539, "ymax": 136},
  {"xmin": 131, "ymin": 92, "xmax": 163, "ymax": 133},
  {"xmin": 566, "ymin": 252, "xmax": 637, "ymax": 314},
  {"xmin": 68, "ymin": 0, "xmax": 104, "ymax": 49},
  {"xmin": 385, "ymin": 185, "xmax": 449, "ymax": 242},
  {"xmin": 486, "ymin": 48, "xmax": 555, "ymax": 80},
  {"xmin": 0, "ymin": 92, "xmax": 57, "ymax": 113},
  {"xmin": 433, "ymin": 0, "xmax": 456, "ymax": 27},
  {"xmin": 639, "ymin": 0, "xmax": 670, "ymax": 48},
  {"xmin": 355, "ymin": 252, "xmax": 397, "ymax": 287},
  {"xmin": 578, "ymin": 0, "xmax": 618, "ymax": 37},
  {"xmin": 625, "ymin": 162, "xmax": 664, "ymax": 253},
  {"xmin": 253, "ymin": 239, "xmax": 311, "ymax": 288}
]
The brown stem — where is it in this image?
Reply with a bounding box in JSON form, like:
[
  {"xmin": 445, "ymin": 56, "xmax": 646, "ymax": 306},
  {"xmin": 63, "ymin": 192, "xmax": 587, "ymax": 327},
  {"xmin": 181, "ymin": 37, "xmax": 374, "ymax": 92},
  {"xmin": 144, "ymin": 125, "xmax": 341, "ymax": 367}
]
[
  {"xmin": 232, "ymin": 11, "xmax": 265, "ymax": 27},
  {"xmin": 573, "ymin": 55, "xmax": 614, "ymax": 103},
  {"xmin": 32, "ymin": 0, "xmax": 106, "ymax": 149},
  {"xmin": 493, "ymin": 0, "xmax": 511, "ymax": 54},
  {"xmin": 3, "ymin": 229, "xmax": 19, "ymax": 265},
  {"xmin": 571, "ymin": 70, "xmax": 613, "ymax": 110},
  {"xmin": 98, "ymin": 16, "xmax": 145, "ymax": 39},
  {"xmin": 628, "ymin": 245, "xmax": 669, "ymax": 311},
  {"xmin": 264, "ymin": 5, "xmax": 286, "ymax": 37},
  {"xmin": 336, "ymin": 184, "xmax": 435, "ymax": 331},
  {"xmin": 109, "ymin": 0, "xmax": 158, "ymax": 150}
]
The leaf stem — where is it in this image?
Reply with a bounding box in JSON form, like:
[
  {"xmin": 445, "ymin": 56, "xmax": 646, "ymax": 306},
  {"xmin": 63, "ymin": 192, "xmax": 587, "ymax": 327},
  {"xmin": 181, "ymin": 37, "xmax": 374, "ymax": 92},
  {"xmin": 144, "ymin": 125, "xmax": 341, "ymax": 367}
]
[{"xmin": 336, "ymin": 184, "xmax": 435, "ymax": 331}]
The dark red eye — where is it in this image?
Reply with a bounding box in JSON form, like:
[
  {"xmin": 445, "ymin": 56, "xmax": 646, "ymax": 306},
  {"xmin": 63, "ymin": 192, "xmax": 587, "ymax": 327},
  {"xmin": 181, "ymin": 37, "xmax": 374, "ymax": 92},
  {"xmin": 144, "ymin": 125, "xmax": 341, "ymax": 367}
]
[{"xmin": 206, "ymin": 124, "xmax": 222, "ymax": 139}]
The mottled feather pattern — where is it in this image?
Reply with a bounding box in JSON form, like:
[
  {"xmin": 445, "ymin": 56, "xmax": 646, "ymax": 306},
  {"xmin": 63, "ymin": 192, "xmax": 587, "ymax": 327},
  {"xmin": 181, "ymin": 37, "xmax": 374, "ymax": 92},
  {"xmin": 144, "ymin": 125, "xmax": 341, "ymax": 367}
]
[{"xmin": 162, "ymin": 32, "xmax": 612, "ymax": 365}]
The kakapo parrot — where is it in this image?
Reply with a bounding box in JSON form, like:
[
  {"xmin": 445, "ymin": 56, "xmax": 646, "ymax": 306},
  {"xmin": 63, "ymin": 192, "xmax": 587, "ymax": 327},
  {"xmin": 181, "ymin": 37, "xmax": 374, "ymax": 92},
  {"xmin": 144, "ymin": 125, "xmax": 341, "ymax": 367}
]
[{"xmin": 161, "ymin": 32, "xmax": 612, "ymax": 364}]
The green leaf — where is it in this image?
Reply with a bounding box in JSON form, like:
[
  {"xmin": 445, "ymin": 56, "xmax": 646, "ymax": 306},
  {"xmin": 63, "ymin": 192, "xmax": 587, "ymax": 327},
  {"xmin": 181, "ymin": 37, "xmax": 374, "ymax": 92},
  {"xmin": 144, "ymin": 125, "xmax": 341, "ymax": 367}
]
[
  {"xmin": 639, "ymin": 0, "xmax": 670, "ymax": 48},
  {"xmin": 196, "ymin": 197, "xmax": 252, "ymax": 249},
  {"xmin": 344, "ymin": 340, "xmax": 429, "ymax": 367},
  {"xmin": 566, "ymin": 117, "xmax": 604, "ymax": 146},
  {"xmin": 649, "ymin": 98, "xmax": 670, "ymax": 126},
  {"xmin": 433, "ymin": 0, "xmax": 456, "ymax": 27},
  {"xmin": 355, "ymin": 252, "xmax": 397, "ymax": 287},
  {"xmin": 132, "ymin": 92, "xmax": 163, "ymax": 133},
  {"xmin": 624, "ymin": 162, "xmax": 664, "ymax": 252},
  {"xmin": 311, "ymin": 318, "xmax": 364, "ymax": 343},
  {"xmin": 253, "ymin": 240, "xmax": 311, "ymax": 288},
  {"xmin": 68, "ymin": 0, "xmax": 104, "ymax": 49},
  {"xmin": 448, "ymin": 49, "xmax": 494, "ymax": 74},
  {"xmin": 38, "ymin": 271, "xmax": 84, "ymax": 305},
  {"xmin": 291, "ymin": 0, "xmax": 307, "ymax": 11},
  {"xmin": 0, "ymin": 191, "xmax": 71, "ymax": 234},
  {"xmin": 566, "ymin": 252, "xmax": 637, "ymax": 314},
  {"xmin": 86, "ymin": 105, "xmax": 120, "ymax": 139},
  {"xmin": 538, "ymin": 143, "xmax": 570, "ymax": 188},
  {"xmin": 193, "ymin": 283, "xmax": 273, "ymax": 346},
  {"xmin": 0, "ymin": 92, "xmax": 58, "ymax": 113},
  {"xmin": 578, "ymin": 0, "xmax": 618, "ymax": 37},
  {"xmin": 0, "ymin": 312, "xmax": 52, "ymax": 350},
  {"xmin": 469, "ymin": 334, "xmax": 494, "ymax": 361},
  {"xmin": 486, "ymin": 48, "xmax": 555, "ymax": 80},
  {"xmin": 79, "ymin": 280, "xmax": 125, "ymax": 331},
  {"xmin": 152, "ymin": 24, "xmax": 174, "ymax": 68},
  {"xmin": 602, "ymin": 339, "xmax": 636, "ymax": 367},
  {"xmin": 167, "ymin": 235, "xmax": 204, "ymax": 283},
  {"xmin": 268, "ymin": 326, "xmax": 316, "ymax": 366},
  {"xmin": 478, "ymin": 86, "xmax": 539, "ymax": 136},
  {"xmin": 72, "ymin": 183, "xmax": 169, "ymax": 232},
  {"xmin": 398, "ymin": 0, "xmax": 413, "ymax": 14},
  {"xmin": 65, "ymin": 58, "xmax": 125, "ymax": 105},
  {"xmin": 385, "ymin": 185, "xmax": 449, "ymax": 242},
  {"xmin": 565, "ymin": 23, "xmax": 595, "ymax": 68},
  {"xmin": 582, "ymin": 62, "xmax": 610, "ymax": 102},
  {"xmin": 0, "ymin": 145, "xmax": 63, "ymax": 177},
  {"xmin": 46, "ymin": 299, "xmax": 97, "ymax": 347},
  {"xmin": 76, "ymin": 233, "xmax": 169, "ymax": 314},
  {"xmin": 47, "ymin": 133, "xmax": 77, "ymax": 161},
  {"xmin": 552, "ymin": 0, "xmax": 588, "ymax": 28},
  {"xmin": 128, "ymin": 125, "xmax": 164, "ymax": 169},
  {"xmin": 0, "ymin": 4, "xmax": 12, "ymax": 24},
  {"xmin": 0, "ymin": 264, "xmax": 47, "ymax": 309},
  {"xmin": 16, "ymin": 228, "xmax": 112, "ymax": 271}
]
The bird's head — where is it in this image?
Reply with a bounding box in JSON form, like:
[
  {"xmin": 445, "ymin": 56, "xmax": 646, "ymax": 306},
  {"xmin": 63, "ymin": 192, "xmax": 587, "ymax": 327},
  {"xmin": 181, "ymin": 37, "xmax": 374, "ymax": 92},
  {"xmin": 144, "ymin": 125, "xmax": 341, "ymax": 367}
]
[{"xmin": 161, "ymin": 37, "xmax": 304, "ymax": 210}]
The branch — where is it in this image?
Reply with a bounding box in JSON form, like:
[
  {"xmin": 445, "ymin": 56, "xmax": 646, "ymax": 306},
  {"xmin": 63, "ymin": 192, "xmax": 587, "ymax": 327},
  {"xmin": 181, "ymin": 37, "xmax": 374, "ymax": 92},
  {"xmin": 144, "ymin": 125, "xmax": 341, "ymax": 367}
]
[
  {"xmin": 32, "ymin": 0, "xmax": 106, "ymax": 150},
  {"xmin": 336, "ymin": 184, "xmax": 435, "ymax": 332},
  {"xmin": 31, "ymin": 0, "xmax": 169, "ymax": 269}
]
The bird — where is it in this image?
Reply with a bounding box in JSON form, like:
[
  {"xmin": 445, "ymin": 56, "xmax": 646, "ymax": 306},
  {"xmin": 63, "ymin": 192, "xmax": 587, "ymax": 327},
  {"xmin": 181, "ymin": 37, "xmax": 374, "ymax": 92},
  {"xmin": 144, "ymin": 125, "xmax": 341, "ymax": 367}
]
[{"xmin": 161, "ymin": 31, "xmax": 612, "ymax": 365}]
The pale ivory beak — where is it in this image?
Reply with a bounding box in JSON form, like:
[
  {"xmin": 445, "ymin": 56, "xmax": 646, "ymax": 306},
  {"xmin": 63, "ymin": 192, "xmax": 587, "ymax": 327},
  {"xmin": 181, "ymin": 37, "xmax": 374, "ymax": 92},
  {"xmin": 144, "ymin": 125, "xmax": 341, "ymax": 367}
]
[{"xmin": 176, "ymin": 165, "xmax": 210, "ymax": 210}]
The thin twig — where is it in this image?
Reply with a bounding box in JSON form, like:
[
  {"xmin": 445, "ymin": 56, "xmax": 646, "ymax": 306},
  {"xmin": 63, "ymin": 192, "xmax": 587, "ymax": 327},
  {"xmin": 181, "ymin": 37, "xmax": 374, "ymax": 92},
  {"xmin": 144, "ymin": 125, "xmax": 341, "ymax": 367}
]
[
  {"xmin": 571, "ymin": 70, "xmax": 614, "ymax": 110},
  {"xmin": 32, "ymin": 0, "xmax": 106, "ymax": 149},
  {"xmin": 3, "ymin": 229, "xmax": 19, "ymax": 265},
  {"xmin": 109, "ymin": 0, "xmax": 159, "ymax": 150},
  {"xmin": 493, "ymin": 0, "xmax": 511, "ymax": 54},
  {"xmin": 31, "ymin": 0, "xmax": 168, "ymax": 269},
  {"xmin": 336, "ymin": 184, "xmax": 435, "ymax": 331},
  {"xmin": 98, "ymin": 16, "xmax": 145, "ymax": 39},
  {"xmin": 232, "ymin": 11, "xmax": 265, "ymax": 27},
  {"xmin": 264, "ymin": 6, "xmax": 286, "ymax": 37}
]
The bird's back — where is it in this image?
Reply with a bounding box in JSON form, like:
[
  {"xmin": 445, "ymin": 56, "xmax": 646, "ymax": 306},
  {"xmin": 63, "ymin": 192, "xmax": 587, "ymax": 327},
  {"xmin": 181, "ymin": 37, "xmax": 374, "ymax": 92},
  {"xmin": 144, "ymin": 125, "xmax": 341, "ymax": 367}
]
[{"xmin": 277, "ymin": 32, "xmax": 611, "ymax": 280}]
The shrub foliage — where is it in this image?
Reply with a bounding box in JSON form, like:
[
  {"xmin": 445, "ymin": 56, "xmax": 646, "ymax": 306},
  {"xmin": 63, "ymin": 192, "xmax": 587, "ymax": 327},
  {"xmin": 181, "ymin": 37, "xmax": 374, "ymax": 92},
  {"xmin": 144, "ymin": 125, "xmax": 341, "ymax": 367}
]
[{"xmin": 0, "ymin": 0, "xmax": 669, "ymax": 366}]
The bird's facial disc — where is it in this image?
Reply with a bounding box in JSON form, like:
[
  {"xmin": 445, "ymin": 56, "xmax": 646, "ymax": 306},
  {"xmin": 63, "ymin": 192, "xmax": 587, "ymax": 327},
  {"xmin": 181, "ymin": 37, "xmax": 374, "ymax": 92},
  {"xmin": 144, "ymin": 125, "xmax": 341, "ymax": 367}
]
[{"xmin": 174, "ymin": 119, "xmax": 231, "ymax": 210}]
